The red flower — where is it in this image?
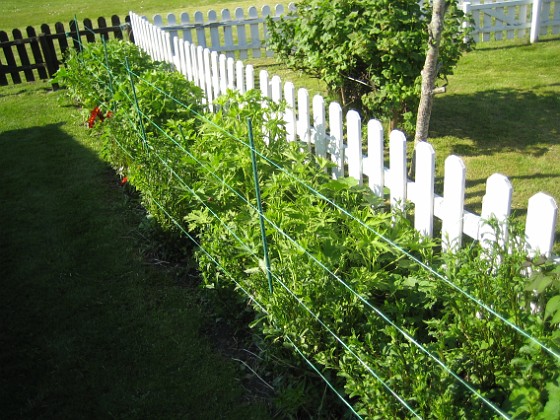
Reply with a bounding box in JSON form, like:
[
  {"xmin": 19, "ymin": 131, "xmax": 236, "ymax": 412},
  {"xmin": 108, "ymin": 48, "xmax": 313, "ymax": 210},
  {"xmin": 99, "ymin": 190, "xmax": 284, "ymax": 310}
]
[
  {"xmin": 87, "ymin": 106, "xmax": 101, "ymax": 128},
  {"xmin": 120, "ymin": 177, "xmax": 128, "ymax": 186},
  {"xmin": 87, "ymin": 107, "xmax": 112, "ymax": 128}
]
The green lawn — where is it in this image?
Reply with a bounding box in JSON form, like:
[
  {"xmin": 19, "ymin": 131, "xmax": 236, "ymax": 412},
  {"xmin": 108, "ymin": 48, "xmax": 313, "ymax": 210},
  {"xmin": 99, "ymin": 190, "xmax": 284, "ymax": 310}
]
[
  {"xmin": 429, "ymin": 39, "xmax": 560, "ymax": 247},
  {"xmin": 0, "ymin": 81, "xmax": 269, "ymax": 418},
  {"xmin": 0, "ymin": 0, "xmax": 283, "ymax": 31}
]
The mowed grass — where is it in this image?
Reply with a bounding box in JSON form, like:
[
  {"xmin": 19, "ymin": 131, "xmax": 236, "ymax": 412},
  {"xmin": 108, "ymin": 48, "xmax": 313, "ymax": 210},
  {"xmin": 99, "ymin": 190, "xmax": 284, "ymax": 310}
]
[
  {"xmin": 0, "ymin": 0, "xmax": 284, "ymax": 31},
  {"xmin": 428, "ymin": 39, "xmax": 560, "ymax": 247},
  {"xmin": 0, "ymin": 82, "xmax": 269, "ymax": 418}
]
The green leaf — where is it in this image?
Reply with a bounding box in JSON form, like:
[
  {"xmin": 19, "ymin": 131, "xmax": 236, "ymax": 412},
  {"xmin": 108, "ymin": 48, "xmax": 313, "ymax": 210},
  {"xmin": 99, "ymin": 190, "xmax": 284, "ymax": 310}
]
[
  {"xmin": 526, "ymin": 272, "xmax": 553, "ymax": 293},
  {"xmin": 540, "ymin": 381, "xmax": 560, "ymax": 420},
  {"xmin": 544, "ymin": 295, "xmax": 560, "ymax": 321}
]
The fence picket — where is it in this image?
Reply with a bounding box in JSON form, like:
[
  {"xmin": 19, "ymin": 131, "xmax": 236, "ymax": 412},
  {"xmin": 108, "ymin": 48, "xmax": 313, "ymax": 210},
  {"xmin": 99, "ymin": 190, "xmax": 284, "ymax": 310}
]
[
  {"xmin": 219, "ymin": 54, "xmax": 227, "ymax": 94},
  {"xmin": 366, "ymin": 119, "xmax": 384, "ymax": 198},
  {"xmin": 414, "ymin": 142, "xmax": 436, "ymax": 238},
  {"xmin": 479, "ymin": 174, "xmax": 513, "ymax": 249},
  {"xmin": 248, "ymin": 7, "xmax": 261, "ymax": 58},
  {"xmin": 222, "ymin": 9, "xmax": 235, "ymax": 58},
  {"xmin": 27, "ymin": 27, "xmax": 48, "ymax": 80},
  {"xmin": 194, "ymin": 11, "xmax": 206, "ymax": 48},
  {"xmin": 235, "ymin": 8, "xmax": 249, "ymax": 59},
  {"xmin": 208, "ymin": 10, "xmax": 220, "ymax": 52},
  {"xmin": 204, "ymin": 48, "xmax": 214, "ymax": 111},
  {"xmin": 328, "ymin": 102, "xmax": 344, "ymax": 180},
  {"xmin": 227, "ymin": 57, "xmax": 235, "ymax": 90},
  {"xmin": 297, "ymin": 88, "xmax": 310, "ymax": 144},
  {"xmin": 125, "ymin": 10, "xmax": 559, "ymax": 258},
  {"xmin": 347, "ymin": 111, "xmax": 363, "ymax": 186},
  {"xmin": 167, "ymin": 14, "xmax": 178, "ymax": 42},
  {"xmin": 246, "ymin": 64, "xmax": 255, "ymax": 90},
  {"xmin": 284, "ymin": 82, "xmax": 297, "ymax": 141},
  {"xmin": 389, "ymin": 131, "xmax": 407, "ymax": 213},
  {"xmin": 526, "ymin": 192, "xmax": 558, "ymax": 257},
  {"xmin": 313, "ymin": 95, "xmax": 327, "ymax": 158},
  {"xmin": 236, "ymin": 60, "xmax": 245, "ymax": 93},
  {"xmin": 211, "ymin": 51, "xmax": 220, "ymax": 99},
  {"xmin": 441, "ymin": 156, "xmax": 466, "ymax": 252},
  {"xmin": 271, "ymin": 75, "xmax": 282, "ymax": 101},
  {"xmin": 180, "ymin": 13, "xmax": 193, "ymax": 43}
]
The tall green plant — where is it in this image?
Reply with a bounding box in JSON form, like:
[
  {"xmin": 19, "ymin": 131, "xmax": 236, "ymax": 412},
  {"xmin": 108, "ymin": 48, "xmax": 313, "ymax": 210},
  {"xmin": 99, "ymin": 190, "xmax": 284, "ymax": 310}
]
[
  {"xmin": 267, "ymin": 0, "xmax": 472, "ymax": 133},
  {"xmin": 57, "ymin": 39, "xmax": 559, "ymax": 418}
]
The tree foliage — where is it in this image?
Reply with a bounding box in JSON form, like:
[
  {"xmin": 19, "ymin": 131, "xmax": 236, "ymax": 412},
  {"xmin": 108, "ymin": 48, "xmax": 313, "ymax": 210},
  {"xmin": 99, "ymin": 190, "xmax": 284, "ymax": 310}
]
[{"xmin": 267, "ymin": 0, "xmax": 473, "ymax": 133}]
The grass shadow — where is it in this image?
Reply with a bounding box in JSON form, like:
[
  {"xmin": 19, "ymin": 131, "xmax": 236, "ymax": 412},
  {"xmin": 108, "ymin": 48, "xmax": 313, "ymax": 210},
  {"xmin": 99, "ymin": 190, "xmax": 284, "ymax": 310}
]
[
  {"xmin": 0, "ymin": 121, "xmax": 269, "ymax": 419},
  {"xmin": 431, "ymin": 88, "xmax": 560, "ymax": 157}
]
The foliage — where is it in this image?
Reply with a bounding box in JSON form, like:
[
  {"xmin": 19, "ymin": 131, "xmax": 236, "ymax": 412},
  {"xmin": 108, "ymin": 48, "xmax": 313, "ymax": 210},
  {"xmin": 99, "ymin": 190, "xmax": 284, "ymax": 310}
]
[
  {"xmin": 52, "ymin": 39, "xmax": 161, "ymax": 110},
  {"xmin": 266, "ymin": 0, "xmax": 473, "ymax": 133},
  {"xmin": 58, "ymin": 39, "xmax": 560, "ymax": 419}
]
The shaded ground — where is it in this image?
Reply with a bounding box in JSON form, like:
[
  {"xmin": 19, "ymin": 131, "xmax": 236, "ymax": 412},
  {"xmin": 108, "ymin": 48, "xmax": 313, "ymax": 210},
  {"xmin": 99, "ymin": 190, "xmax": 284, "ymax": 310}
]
[{"xmin": 0, "ymin": 82, "xmax": 269, "ymax": 419}]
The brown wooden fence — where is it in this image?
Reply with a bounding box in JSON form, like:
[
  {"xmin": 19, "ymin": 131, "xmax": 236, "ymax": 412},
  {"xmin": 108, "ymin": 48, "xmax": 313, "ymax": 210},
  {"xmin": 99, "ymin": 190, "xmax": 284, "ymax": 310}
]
[{"xmin": 0, "ymin": 15, "xmax": 132, "ymax": 86}]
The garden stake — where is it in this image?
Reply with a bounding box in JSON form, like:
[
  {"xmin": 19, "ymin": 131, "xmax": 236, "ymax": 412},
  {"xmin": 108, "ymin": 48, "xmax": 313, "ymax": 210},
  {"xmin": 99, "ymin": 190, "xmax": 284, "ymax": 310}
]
[
  {"xmin": 125, "ymin": 57, "xmax": 148, "ymax": 152},
  {"xmin": 102, "ymin": 38, "xmax": 113, "ymax": 94},
  {"xmin": 247, "ymin": 118, "xmax": 273, "ymax": 294},
  {"xmin": 74, "ymin": 15, "xmax": 82, "ymax": 54}
]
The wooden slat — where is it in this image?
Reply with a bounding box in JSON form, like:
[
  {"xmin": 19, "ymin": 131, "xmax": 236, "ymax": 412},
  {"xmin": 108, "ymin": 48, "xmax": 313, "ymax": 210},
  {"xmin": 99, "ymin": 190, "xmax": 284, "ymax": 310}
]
[
  {"xmin": 98, "ymin": 17, "xmax": 108, "ymax": 41},
  {"xmin": 54, "ymin": 22, "xmax": 69, "ymax": 54},
  {"xmin": 113, "ymin": 15, "xmax": 124, "ymax": 40},
  {"xmin": 13, "ymin": 29, "xmax": 35, "ymax": 82},
  {"xmin": 83, "ymin": 18, "xmax": 96, "ymax": 43},
  {"xmin": 39, "ymin": 24, "xmax": 59, "ymax": 78},
  {"xmin": 0, "ymin": 30, "xmax": 22, "ymax": 84},
  {"xmin": 27, "ymin": 26, "xmax": 48, "ymax": 80}
]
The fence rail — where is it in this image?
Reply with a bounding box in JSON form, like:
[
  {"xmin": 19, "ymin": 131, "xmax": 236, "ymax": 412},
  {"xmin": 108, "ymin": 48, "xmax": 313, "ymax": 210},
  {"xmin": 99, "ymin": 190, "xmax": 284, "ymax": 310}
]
[
  {"xmin": 0, "ymin": 16, "xmax": 131, "ymax": 85},
  {"xmin": 129, "ymin": 11, "xmax": 558, "ymax": 258}
]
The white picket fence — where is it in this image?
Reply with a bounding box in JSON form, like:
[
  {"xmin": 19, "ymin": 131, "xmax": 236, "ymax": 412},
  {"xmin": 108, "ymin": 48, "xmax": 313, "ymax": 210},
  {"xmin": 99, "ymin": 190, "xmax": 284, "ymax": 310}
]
[
  {"xmin": 461, "ymin": 0, "xmax": 560, "ymax": 43},
  {"xmin": 144, "ymin": 0, "xmax": 560, "ymax": 57},
  {"xmin": 129, "ymin": 11, "xmax": 558, "ymax": 258},
  {"xmin": 151, "ymin": 3, "xmax": 295, "ymax": 59}
]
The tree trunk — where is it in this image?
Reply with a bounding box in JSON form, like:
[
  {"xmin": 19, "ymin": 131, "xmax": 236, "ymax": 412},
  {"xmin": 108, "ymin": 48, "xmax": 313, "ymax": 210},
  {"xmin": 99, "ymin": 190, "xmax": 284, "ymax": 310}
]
[{"xmin": 414, "ymin": 0, "xmax": 447, "ymax": 145}]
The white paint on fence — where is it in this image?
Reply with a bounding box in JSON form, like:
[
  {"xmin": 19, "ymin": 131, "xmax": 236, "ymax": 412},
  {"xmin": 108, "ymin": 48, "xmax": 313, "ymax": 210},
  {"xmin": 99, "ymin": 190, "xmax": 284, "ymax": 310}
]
[
  {"xmin": 461, "ymin": 0, "xmax": 559, "ymax": 43},
  {"xmin": 129, "ymin": 10, "xmax": 558, "ymax": 257},
  {"xmin": 414, "ymin": 142, "xmax": 436, "ymax": 238},
  {"xmin": 441, "ymin": 156, "xmax": 467, "ymax": 252}
]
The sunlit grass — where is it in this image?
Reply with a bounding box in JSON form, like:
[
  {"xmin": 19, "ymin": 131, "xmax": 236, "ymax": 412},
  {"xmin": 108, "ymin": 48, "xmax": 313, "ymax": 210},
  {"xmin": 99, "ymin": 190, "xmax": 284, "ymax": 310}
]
[{"xmin": 0, "ymin": 0, "xmax": 287, "ymax": 31}]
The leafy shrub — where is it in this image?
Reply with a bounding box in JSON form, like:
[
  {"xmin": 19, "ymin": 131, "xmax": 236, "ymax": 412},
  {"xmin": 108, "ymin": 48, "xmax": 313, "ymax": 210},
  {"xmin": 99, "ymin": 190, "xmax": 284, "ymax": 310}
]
[
  {"xmin": 267, "ymin": 0, "xmax": 473, "ymax": 133},
  {"xmin": 58, "ymin": 39, "xmax": 560, "ymax": 419},
  {"xmin": 52, "ymin": 39, "xmax": 161, "ymax": 110}
]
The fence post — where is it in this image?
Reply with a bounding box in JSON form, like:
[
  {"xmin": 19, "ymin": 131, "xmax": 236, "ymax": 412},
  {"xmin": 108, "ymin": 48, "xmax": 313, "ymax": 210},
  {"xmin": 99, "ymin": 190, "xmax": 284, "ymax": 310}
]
[
  {"xmin": 462, "ymin": 2, "xmax": 473, "ymax": 43},
  {"xmin": 389, "ymin": 131, "xmax": 408, "ymax": 214},
  {"xmin": 530, "ymin": 0, "xmax": 543, "ymax": 43},
  {"xmin": 441, "ymin": 155, "xmax": 466, "ymax": 252},
  {"xmin": 414, "ymin": 142, "xmax": 435, "ymax": 238},
  {"xmin": 479, "ymin": 174, "xmax": 512, "ymax": 251},
  {"xmin": 367, "ymin": 119, "xmax": 384, "ymax": 198},
  {"xmin": 525, "ymin": 192, "xmax": 557, "ymax": 257},
  {"xmin": 313, "ymin": 95, "xmax": 327, "ymax": 158},
  {"xmin": 347, "ymin": 110, "xmax": 363, "ymax": 186},
  {"xmin": 328, "ymin": 102, "xmax": 344, "ymax": 179}
]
